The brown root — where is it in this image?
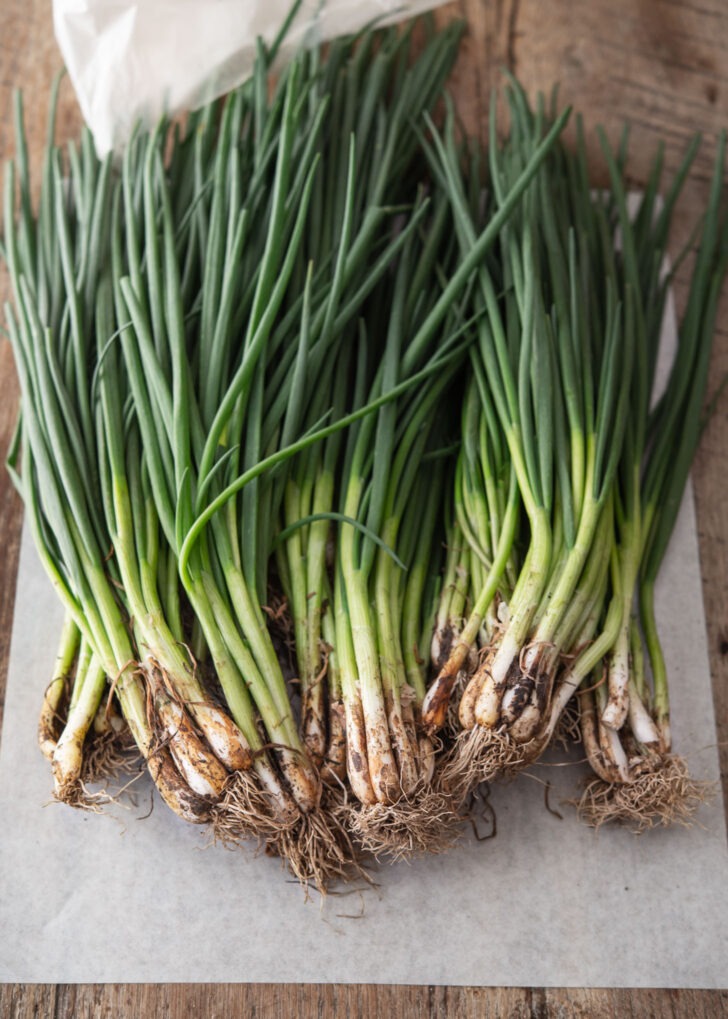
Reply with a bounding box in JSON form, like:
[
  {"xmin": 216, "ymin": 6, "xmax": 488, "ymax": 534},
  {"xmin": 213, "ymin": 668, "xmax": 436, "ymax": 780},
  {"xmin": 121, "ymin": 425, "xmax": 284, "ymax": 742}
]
[
  {"xmin": 48, "ymin": 723, "xmax": 141, "ymax": 812},
  {"xmin": 50, "ymin": 776, "xmax": 117, "ymax": 813},
  {"xmin": 262, "ymin": 590, "xmax": 294, "ymax": 649},
  {"xmin": 576, "ymin": 754, "xmax": 714, "ymax": 833},
  {"xmin": 211, "ymin": 767, "xmax": 364, "ymax": 892},
  {"xmin": 210, "ymin": 767, "xmax": 297, "ymax": 846},
  {"xmin": 551, "ymin": 696, "xmax": 581, "ymax": 749},
  {"xmin": 437, "ymin": 725, "xmax": 534, "ymax": 807},
  {"xmin": 344, "ymin": 781, "xmax": 465, "ymax": 863},
  {"xmin": 270, "ymin": 804, "xmax": 366, "ymax": 892},
  {"xmin": 81, "ymin": 728, "xmax": 141, "ymax": 785}
]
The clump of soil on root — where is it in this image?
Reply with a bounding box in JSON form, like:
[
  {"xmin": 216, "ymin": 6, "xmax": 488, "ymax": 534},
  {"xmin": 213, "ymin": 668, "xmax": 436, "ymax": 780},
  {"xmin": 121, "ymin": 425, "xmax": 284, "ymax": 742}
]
[{"xmin": 576, "ymin": 754, "xmax": 714, "ymax": 832}]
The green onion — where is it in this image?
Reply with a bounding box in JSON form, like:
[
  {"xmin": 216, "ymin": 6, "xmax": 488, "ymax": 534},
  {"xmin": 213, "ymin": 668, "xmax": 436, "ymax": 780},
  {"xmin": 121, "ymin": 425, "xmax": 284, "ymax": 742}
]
[
  {"xmin": 5, "ymin": 8, "xmax": 722, "ymax": 882},
  {"xmin": 576, "ymin": 128, "xmax": 728, "ymax": 829}
]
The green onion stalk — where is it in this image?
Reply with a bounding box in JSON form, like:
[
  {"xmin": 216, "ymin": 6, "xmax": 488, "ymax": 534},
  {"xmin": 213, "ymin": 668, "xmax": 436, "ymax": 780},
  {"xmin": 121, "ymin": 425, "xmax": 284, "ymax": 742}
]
[
  {"xmin": 36, "ymin": 616, "xmax": 133, "ymax": 782},
  {"xmin": 274, "ymin": 144, "xmax": 456, "ymax": 802},
  {"xmin": 429, "ymin": 516, "xmax": 474, "ymax": 673},
  {"xmin": 4, "ymin": 56, "xmax": 314, "ymax": 833},
  {"xmin": 586, "ymin": 128, "xmax": 699, "ymax": 741},
  {"xmin": 275, "ymin": 351, "xmax": 348, "ymax": 779},
  {"xmin": 577, "ymin": 129, "xmax": 728, "ymax": 829},
  {"xmin": 423, "ymin": 140, "xmax": 522, "ymax": 722},
  {"xmin": 274, "ymin": 336, "xmax": 360, "ymax": 789},
  {"xmin": 37, "ymin": 612, "xmax": 81, "ymax": 762},
  {"xmin": 400, "ymin": 455, "xmax": 449, "ymax": 720},
  {"xmin": 349, "ymin": 447, "xmax": 460, "ymax": 861},
  {"xmin": 5, "ymin": 90, "xmax": 135, "ymax": 793},
  {"xmin": 98, "ymin": 251, "xmax": 255, "ymax": 804}
]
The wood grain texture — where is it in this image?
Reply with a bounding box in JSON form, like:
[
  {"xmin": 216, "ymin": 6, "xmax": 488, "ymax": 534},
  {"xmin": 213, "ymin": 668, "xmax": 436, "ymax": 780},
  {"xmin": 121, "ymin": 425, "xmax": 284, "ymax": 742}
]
[{"xmin": 0, "ymin": 0, "xmax": 726, "ymax": 1014}]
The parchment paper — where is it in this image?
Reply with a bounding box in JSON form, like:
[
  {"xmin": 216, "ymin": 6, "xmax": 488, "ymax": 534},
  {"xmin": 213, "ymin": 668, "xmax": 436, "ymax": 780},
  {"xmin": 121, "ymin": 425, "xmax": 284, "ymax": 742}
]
[{"xmin": 1, "ymin": 298, "xmax": 728, "ymax": 986}]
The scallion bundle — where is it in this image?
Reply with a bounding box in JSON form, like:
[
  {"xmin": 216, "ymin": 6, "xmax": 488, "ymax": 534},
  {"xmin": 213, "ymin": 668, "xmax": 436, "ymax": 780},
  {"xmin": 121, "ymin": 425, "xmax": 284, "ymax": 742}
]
[{"xmin": 3, "ymin": 9, "xmax": 725, "ymax": 889}]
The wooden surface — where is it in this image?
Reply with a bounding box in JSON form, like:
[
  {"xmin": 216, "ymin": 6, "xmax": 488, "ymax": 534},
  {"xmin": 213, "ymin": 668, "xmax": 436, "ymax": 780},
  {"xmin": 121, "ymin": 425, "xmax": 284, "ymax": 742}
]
[{"xmin": 1, "ymin": 0, "xmax": 727, "ymax": 1014}]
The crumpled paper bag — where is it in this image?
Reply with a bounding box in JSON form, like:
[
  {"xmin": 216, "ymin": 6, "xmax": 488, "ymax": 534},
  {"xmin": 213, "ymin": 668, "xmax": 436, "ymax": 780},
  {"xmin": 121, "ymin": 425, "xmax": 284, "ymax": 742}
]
[{"xmin": 53, "ymin": 1, "xmax": 446, "ymax": 156}]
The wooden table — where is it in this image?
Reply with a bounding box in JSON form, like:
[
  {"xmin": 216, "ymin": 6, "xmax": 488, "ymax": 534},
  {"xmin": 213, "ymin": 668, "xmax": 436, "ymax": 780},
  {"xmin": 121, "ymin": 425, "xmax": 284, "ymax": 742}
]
[{"xmin": 1, "ymin": 1, "xmax": 727, "ymax": 1014}]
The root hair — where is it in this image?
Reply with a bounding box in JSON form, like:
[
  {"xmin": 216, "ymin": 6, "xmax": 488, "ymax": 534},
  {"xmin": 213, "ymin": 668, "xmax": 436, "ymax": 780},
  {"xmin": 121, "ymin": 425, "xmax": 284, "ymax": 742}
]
[
  {"xmin": 438, "ymin": 725, "xmax": 533, "ymax": 806},
  {"xmin": 270, "ymin": 804, "xmax": 366, "ymax": 893},
  {"xmin": 212, "ymin": 769, "xmax": 364, "ymax": 892},
  {"xmin": 211, "ymin": 768, "xmax": 296, "ymax": 846},
  {"xmin": 51, "ymin": 777, "xmax": 116, "ymax": 813},
  {"xmin": 576, "ymin": 754, "xmax": 714, "ymax": 832},
  {"xmin": 344, "ymin": 776, "xmax": 465, "ymax": 863},
  {"xmin": 81, "ymin": 730, "xmax": 141, "ymax": 785}
]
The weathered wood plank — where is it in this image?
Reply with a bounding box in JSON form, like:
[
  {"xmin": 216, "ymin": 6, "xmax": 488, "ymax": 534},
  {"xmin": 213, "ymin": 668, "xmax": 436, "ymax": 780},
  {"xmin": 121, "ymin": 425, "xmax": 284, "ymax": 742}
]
[{"xmin": 2, "ymin": 985, "xmax": 728, "ymax": 1017}]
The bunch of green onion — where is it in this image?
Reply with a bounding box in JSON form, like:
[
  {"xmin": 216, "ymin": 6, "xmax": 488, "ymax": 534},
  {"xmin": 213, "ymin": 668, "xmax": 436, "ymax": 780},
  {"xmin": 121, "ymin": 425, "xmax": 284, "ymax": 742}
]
[
  {"xmin": 3, "ymin": 12, "xmax": 725, "ymax": 890},
  {"xmin": 420, "ymin": 83, "xmax": 727, "ymax": 830}
]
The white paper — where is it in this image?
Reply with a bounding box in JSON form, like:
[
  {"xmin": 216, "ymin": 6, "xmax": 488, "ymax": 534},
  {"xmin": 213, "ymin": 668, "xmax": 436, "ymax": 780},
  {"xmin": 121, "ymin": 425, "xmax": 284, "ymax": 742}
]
[
  {"xmin": 53, "ymin": 1, "xmax": 446, "ymax": 157},
  {"xmin": 1, "ymin": 298, "xmax": 728, "ymax": 987}
]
